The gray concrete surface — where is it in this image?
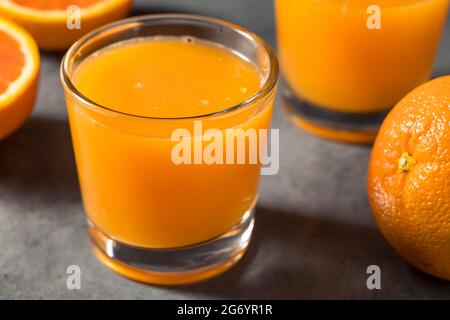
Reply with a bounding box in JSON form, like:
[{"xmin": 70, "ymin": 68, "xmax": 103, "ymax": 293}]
[{"xmin": 0, "ymin": 0, "xmax": 450, "ymax": 299}]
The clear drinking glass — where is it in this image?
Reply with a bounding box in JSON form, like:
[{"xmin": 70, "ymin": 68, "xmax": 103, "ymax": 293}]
[
  {"xmin": 275, "ymin": 0, "xmax": 449, "ymax": 143},
  {"xmin": 61, "ymin": 14, "xmax": 279, "ymax": 285}
]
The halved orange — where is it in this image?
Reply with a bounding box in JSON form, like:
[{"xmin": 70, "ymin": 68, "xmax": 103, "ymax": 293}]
[
  {"xmin": 0, "ymin": 17, "xmax": 39, "ymax": 141},
  {"xmin": 0, "ymin": 0, "xmax": 133, "ymax": 51}
]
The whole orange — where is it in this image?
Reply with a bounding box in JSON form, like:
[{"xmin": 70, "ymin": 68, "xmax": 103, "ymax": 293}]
[{"xmin": 368, "ymin": 76, "xmax": 450, "ymax": 280}]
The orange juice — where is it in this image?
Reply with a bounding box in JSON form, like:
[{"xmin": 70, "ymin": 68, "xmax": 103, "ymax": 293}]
[
  {"xmin": 62, "ymin": 14, "xmax": 278, "ymax": 284},
  {"xmin": 276, "ymin": 0, "xmax": 449, "ymax": 113},
  {"xmin": 68, "ymin": 37, "xmax": 273, "ymax": 249}
]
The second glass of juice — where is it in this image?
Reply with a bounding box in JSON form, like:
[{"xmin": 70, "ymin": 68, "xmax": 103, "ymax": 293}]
[
  {"xmin": 275, "ymin": 0, "xmax": 449, "ymax": 143},
  {"xmin": 61, "ymin": 15, "xmax": 279, "ymax": 284}
]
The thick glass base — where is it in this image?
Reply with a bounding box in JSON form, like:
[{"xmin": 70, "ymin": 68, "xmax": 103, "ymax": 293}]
[
  {"xmin": 88, "ymin": 209, "xmax": 254, "ymax": 285},
  {"xmin": 282, "ymin": 85, "xmax": 389, "ymax": 144}
]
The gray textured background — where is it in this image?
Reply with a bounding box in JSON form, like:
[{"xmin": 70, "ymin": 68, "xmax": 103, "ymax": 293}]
[{"xmin": 0, "ymin": 0, "xmax": 449, "ymax": 299}]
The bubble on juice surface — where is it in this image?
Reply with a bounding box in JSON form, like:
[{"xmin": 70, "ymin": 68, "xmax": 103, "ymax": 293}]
[
  {"xmin": 134, "ymin": 81, "xmax": 145, "ymax": 89},
  {"xmin": 182, "ymin": 36, "xmax": 194, "ymax": 44}
]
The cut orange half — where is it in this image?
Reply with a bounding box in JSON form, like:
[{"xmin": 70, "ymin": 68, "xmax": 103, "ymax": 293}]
[
  {"xmin": 0, "ymin": 0, "xmax": 133, "ymax": 51},
  {"xmin": 0, "ymin": 17, "xmax": 39, "ymax": 141}
]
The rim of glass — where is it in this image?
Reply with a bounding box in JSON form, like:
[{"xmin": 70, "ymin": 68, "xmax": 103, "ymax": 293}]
[{"xmin": 61, "ymin": 14, "xmax": 279, "ymax": 120}]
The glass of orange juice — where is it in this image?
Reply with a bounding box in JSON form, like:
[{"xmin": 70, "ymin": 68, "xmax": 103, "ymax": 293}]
[
  {"xmin": 275, "ymin": 0, "xmax": 449, "ymax": 143},
  {"xmin": 61, "ymin": 14, "xmax": 278, "ymax": 285}
]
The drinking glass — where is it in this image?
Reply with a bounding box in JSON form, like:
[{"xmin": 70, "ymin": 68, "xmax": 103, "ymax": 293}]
[
  {"xmin": 275, "ymin": 0, "xmax": 449, "ymax": 143},
  {"xmin": 61, "ymin": 14, "xmax": 279, "ymax": 285}
]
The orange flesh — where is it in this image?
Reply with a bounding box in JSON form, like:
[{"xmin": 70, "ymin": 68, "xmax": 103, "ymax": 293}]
[
  {"xmin": 11, "ymin": 0, "xmax": 102, "ymax": 10},
  {"xmin": 0, "ymin": 30, "xmax": 24, "ymax": 95},
  {"xmin": 68, "ymin": 37, "xmax": 272, "ymax": 248}
]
